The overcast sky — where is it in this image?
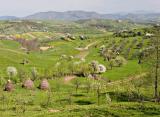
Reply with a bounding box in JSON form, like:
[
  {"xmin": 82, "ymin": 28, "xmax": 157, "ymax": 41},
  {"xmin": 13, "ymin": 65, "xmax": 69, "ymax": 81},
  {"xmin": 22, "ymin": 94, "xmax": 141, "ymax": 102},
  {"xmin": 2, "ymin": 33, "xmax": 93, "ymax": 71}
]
[{"xmin": 0, "ymin": 0, "xmax": 160, "ymax": 17}]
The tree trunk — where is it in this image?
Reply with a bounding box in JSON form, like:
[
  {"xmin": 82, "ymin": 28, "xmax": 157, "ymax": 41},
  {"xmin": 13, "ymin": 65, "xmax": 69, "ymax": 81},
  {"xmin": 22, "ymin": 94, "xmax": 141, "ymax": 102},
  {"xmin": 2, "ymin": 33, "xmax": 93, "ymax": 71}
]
[{"xmin": 154, "ymin": 38, "xmax": 159, "ymax": 99}]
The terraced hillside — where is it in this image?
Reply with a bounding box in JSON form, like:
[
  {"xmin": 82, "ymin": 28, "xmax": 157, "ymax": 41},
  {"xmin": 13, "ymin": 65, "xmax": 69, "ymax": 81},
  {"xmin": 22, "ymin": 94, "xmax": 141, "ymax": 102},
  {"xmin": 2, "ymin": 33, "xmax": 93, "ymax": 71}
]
[
  {"xmin": 0, "ymin": 20, "xmax": 159, "ymax": 117},
  {"xmin": 0, "ymin": 32, "xmax": 148, "ymax": 79}
]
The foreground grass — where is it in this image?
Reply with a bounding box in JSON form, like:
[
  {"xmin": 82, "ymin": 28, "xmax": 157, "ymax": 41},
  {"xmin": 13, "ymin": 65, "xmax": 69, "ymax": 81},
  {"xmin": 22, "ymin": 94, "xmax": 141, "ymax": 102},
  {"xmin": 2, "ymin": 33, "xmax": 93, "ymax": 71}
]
[{"xmin": 0, "ymin": 75, "xmax": 159, "ymax": 117}]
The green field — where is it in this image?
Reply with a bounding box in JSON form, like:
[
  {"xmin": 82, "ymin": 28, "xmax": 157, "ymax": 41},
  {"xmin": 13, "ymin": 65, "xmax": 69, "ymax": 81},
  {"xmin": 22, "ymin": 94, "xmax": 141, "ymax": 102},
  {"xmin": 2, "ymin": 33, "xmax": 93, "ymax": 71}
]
[{"xmin": 0, "ymin": 19, "xmax": 159, "ymax": 117}]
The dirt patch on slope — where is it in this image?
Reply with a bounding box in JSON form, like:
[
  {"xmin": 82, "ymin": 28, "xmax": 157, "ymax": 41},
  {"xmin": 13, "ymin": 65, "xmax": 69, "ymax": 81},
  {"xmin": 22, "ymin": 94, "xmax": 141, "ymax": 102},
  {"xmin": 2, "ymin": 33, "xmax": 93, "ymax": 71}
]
[{"xmin": 64, "ymin": 76, "xmax": 76, "ymax": 83}]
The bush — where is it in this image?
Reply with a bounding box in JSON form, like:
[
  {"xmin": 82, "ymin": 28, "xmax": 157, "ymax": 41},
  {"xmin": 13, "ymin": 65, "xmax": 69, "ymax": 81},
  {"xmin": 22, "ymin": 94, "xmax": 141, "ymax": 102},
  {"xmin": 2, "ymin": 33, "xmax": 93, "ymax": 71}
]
[
  {"xmin": 114, "ymin": 56, "xmax": 127, "ymax": 67},
  {"xmin": 106, "ymin": 93, "xmax": 112, "ymax": 105}
]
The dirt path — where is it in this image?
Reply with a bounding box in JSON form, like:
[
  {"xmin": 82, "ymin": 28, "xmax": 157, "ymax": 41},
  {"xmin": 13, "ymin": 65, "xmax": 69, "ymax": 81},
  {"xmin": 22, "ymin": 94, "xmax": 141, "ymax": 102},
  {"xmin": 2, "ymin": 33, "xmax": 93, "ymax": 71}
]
[
  {"xmin": 75, "ymin": 41, "xmax": 97, "ymax": 51},
  {"xmin": 64, "ymin": 75, "xmax": 76, "ymax": 83},
  {"xmin": 84, "ymin": 41, "xmax": 98, "ymax": 50},
  {"xmin": 75, "ymin": 41, "xmax": 98, "ymax": 59},
  {"xmin": 75, "ymin": 51, "xmax": 89, "ymax": 59}
]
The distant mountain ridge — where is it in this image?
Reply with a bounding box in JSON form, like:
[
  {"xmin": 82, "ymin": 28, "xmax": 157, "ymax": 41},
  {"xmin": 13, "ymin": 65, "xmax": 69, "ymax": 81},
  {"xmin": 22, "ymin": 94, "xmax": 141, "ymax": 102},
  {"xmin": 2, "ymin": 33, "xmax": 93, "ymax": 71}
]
[
  {"xmin": 0, "ymin": 11, "xmax": 160, "ymax": 22},
  {"xmin": 24, "ymin": 11, "xmax": 103, "ymax": 20},
  {"xmin": 0, "ymin": 16, "xmax": 18, "ymax": 20}
]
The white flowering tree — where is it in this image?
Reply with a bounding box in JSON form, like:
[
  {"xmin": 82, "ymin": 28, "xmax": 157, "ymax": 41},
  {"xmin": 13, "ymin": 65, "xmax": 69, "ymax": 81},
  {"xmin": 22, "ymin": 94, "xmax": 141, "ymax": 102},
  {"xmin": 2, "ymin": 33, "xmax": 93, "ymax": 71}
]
[
  {"xmin": 98, "ymin": 64, "xmax": 106, "ymax": 73},
  {"xmin": 7, "ymin": 66, "xmax": 17, "ymax": 83}
]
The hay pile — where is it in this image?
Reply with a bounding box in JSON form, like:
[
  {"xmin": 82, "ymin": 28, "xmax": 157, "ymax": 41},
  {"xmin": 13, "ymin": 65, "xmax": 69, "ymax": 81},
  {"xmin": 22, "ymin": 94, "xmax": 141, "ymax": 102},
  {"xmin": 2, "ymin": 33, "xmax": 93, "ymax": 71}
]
[
  {"xmin": 22, "ymin": 79, "xmax": 34, "ymax": 89},
  {"xmin": 39, "ymin": 79, "xmax": 50, "ymax": 90},
  {"xmin": 4, "ymin": 80, "xmax": 14, "ymax": 91}
]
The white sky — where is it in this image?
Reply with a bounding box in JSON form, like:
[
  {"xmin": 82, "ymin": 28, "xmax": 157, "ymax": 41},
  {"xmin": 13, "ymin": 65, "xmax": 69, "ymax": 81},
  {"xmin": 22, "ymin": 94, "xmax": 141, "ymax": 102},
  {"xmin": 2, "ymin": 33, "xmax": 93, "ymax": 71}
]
[{"xmin": 0, "ymin": 0, "xmax": 160, "ymax": 17}]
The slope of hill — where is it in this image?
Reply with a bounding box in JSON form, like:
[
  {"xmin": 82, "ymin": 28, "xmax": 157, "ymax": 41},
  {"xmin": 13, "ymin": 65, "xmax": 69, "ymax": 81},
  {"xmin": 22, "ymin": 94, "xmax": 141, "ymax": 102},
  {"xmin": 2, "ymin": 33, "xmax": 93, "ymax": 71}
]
[
  {"xmin": 75, "ymin": 19, "xmax": 146, "ymax": 32},
  {"xmin": 0, "ymin": 17, "xmax": 159, "ymax": 117},
  {"xmin": 0, "ymin": 20, "xmax": 47, "ymax": 34},
  {"xmin": 0, "ymin": 19, "xmax": 148, "ymax": 35}
]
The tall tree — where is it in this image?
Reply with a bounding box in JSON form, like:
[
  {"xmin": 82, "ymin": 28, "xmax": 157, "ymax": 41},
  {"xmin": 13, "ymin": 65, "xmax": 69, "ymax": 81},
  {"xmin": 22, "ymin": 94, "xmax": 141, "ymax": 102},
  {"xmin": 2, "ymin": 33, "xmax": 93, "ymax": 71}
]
[
  {"xmin": 154, "ymin": 36, "xmax": 159, "ymax": 98},
  {"xmin": 149, "ymin": 26, "xmax": 160, "ymax": 99},
  {"xmin": 142, "ymin": 26, "xmax": 160, "ymax": 100}
]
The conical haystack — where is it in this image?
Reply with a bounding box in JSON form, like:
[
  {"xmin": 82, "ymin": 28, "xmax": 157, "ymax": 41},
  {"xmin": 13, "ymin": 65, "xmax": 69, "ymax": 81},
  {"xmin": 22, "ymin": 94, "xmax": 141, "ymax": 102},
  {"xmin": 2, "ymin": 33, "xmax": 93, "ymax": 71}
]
[
  {"xmin": 39, "ymin": 79, "xmax": 50, "ymax": 90},
  {"xmin": 4, "ymin": 80, "xmax": 14, "ymax": 92},
  {"xmin": 22, "ymin": 79, "xmax": 34, "ymax": 89}
]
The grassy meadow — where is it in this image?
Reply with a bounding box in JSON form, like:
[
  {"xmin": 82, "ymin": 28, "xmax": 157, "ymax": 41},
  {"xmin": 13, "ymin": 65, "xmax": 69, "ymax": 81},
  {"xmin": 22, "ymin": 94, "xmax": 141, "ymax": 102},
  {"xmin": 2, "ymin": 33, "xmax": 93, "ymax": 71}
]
[{"xmin": 0, "ymin": 19, "xmax": 159, "ymax": 117}]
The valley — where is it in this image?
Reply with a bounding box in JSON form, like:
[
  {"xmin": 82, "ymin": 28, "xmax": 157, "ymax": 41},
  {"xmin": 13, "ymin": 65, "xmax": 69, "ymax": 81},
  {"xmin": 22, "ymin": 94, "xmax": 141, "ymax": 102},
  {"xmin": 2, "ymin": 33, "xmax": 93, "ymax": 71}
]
[{"xmin": 0, "ymin": 18, "xmax": 159, "ymax": 117}]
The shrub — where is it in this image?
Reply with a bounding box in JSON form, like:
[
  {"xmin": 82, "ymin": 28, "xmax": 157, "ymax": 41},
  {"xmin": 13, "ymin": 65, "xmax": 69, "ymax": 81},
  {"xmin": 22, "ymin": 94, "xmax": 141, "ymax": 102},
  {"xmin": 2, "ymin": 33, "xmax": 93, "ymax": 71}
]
[
  {"xmin": 90, "ymin": 61, "xmax": 100, "ymax": 73},
  {"xmin": 31, "ymin": 67, "xmax": 38, "ymax": 81},
  {"xmin": 114, "ymin": 56, "xmax": 127, "ymax": 67},
  {"xmin": 74, "ymin": 62, "xmax": 91, "ymax": 76},
  {"xmin": 106, "ymin": 93, "xmax": 112, "ymax": 105},
  {"xmin": 103, "ymin": 49, "xmax": 117, "ymax": 61}
]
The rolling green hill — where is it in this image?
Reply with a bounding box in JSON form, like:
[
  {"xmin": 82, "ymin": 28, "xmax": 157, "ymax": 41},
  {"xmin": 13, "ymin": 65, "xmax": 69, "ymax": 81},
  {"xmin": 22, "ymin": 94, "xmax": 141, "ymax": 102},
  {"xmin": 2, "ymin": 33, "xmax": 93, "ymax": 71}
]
[{"xmin": 0, "ymin": 20, "xmax": 159, "ymax": 117}]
